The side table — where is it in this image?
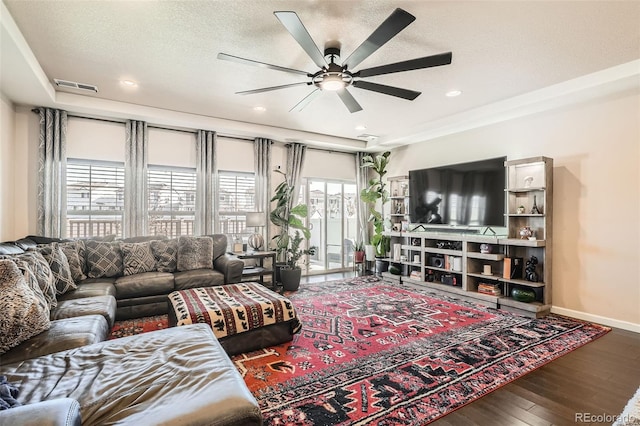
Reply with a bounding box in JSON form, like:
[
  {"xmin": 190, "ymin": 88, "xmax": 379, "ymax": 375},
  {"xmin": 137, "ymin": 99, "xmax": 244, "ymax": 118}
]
[{"xmin": 235, "ymin": 251, "xmax": 277, "ymax": 290}]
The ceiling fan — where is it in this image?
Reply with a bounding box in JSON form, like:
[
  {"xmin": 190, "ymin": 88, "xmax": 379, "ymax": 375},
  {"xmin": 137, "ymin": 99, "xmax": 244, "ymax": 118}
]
[{"xmin": 217, "ymin": 8, "xmax": 453, "ymax": 113}]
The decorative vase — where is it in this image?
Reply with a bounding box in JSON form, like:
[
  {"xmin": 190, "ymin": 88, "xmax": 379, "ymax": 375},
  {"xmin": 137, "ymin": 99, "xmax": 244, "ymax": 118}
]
[
  {"xmin": 364, "ymin": 245, "xmax": 375, "ymax": 260},
  {"xmin": 354, "ymin": 251, "xmax": 365, "ymax": 263},
  {"xmin": 519, "ymin": 226, "xmax": 533, "ymax": 240}
]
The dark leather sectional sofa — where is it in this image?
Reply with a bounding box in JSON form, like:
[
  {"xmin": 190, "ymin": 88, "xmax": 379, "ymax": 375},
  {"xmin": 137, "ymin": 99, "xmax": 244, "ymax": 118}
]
[{"xmin": 0, "ymin": 234, "xmax": 262, "ymax": 425}]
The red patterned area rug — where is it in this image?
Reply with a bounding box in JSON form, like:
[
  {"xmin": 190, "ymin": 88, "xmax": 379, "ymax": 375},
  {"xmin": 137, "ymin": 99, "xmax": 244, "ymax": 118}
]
[
  {"xmin": 109, "ymin": 314, "xmax": 168, "ymax": 339},
  {"xmin": 232, "ymin": 276, "xmax": 609, "ymax": 425}
]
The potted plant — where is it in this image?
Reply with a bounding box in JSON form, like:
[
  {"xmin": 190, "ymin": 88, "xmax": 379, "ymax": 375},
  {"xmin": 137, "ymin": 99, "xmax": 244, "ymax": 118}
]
[
  {"xmin": 360, "ymin": 151, "xmax": 392, "ymax": 274},
  {"xmin": 353, "ymin": 241, "xmax": 365, "ymax": 263},
  {"xmin": 280, "ymin": 231, "xmax": 317, "ymax": 290},
  {"xmin": 270, "ymin": 169, "xmax": 317, "ymax": 291}
]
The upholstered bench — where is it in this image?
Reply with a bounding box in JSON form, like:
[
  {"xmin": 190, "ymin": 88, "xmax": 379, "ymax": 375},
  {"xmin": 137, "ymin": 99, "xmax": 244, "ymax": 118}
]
[{"xmin": 168, "ymin": 283, "xmax": 301, "ymax": 355}]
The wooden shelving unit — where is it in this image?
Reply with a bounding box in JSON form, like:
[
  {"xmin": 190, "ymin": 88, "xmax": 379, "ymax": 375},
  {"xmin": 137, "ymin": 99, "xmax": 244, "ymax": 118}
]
[{"xmin": 382, "ymin": 156, "xmax": 553, "ymax": 318}]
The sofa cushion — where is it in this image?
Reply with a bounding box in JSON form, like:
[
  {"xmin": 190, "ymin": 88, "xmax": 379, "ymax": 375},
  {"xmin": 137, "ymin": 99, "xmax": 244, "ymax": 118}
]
[
  {"xmin": 207, "ymin": 234, "xmax": 229, "ymax": 261},
  {"xmin": 173, "ymin": 268, "xmax": 224, "ymax": 290},
  {"xmin": 177, "ymin": 236, "xmax": 213, "ymax": 271},
  {"xmin": 59, "ymin": 241, "xmax": 87, "ymax": 282},
  {"xmin": 150, "ymin": 238, "xmax": 178, "ymax": 273},
  {"xmin": 2, "ymin": 251, "xmax": 57, "ymax": 309},
  {"xmin": 58, "ymin": 281, "xmax": 117, "ymax": 301},
  {"xmin": 0, "ymin": 260, "xmax": 51, "ymax": 355},
  {"xmin": 114, "ymin": 271, "xmax": 174, "ymax": 299},
  {"xmin": 120, "ymin": 242, "xmax": 156, "ymax": 276},
  {"xmin": 0, "ymin": 315, "xmax": 109, "ymax": 365},
  {"xmin": 1, "ymin": 324, "xmax": 262, "ymax": 426},
  {"xmin": 33, "ymin": 243, "xmax": 77, "ymax": 295},
  {"xmin": 85, "ymin": 240, "xmax": 123, "ymax": 278},
  {"xmin": 0, "ymin": 242, "xmax": 24, "ymax": 255},
  {"xmin": 51, "ymin": 295, "xmax": 117, "ymax": 328}
]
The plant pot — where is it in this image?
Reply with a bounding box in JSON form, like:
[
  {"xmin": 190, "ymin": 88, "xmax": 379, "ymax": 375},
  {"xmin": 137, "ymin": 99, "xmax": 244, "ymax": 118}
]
[
  {"xmin": 280, "ymin": 268, "xmax": 302, "ymax": 291},
  {"xmin": 354, "ymin": 251, "xmax": 365, "ymax": 263},
  {"xmin": 375, "ymin": 258, "xmax": 388, "ymax": 276}
]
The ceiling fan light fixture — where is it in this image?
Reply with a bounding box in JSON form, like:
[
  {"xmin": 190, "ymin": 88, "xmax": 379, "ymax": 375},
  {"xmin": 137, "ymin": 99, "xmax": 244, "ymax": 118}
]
[{"xmin": 320, "ymin": 74, "xmax": 346, "ymax": 91}]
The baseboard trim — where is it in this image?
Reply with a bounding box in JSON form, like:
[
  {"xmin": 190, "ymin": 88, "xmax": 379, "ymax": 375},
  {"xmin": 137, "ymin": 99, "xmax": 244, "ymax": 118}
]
[{"xmin": 551, "ymin": 306, "xmax": 640, "ymax": 333}]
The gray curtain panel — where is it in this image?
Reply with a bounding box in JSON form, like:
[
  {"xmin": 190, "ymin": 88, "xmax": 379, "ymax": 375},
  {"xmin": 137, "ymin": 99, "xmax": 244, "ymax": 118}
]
[
  {"xmin": 355, "ymin": 152, "xmax": 370, "ymax": 245},
  {"xmin": 195, "ymin": 130, "xmax": 217, "ymax": 235},
  {"xmin": 254, "ymin": 138, "xmax": 272, "ymax": 244},
  {"xmin": 124, "ymin": 120, "xmax": 149, "ymax": 238},
  {"xmin": 285, "ymin": 143, "xmax": 307, "ymax": 209},
  {"xmin": 37, "ymin": 108, "xmax": 67, "ymax": 238}
]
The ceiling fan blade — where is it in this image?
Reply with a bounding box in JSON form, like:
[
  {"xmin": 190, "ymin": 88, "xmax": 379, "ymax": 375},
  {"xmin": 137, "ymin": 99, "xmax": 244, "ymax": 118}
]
[
  {"xmin": 217, "ymin": 53, "xmax": 310, "ymax": 76},
  {"xmin": 343, "ymin": 8, "xmax": 416, "ymax": 70},
  {"xmin": 236, "ymin": 82, "xmax": 310, "ymax": 95},
  {"xmin": 357, "ymin": 52, "xmax": 453, "ymax": 78},
  {"xmin": 290, "ymin": 89, "xmax": 321, "ymax": 112},
  {"xmin": 336, "ymin": 88, "xmax": 363, "ymax": 113},
  {"xmin": 274, "ymin": 11, "xmax": 327, "ymax": 68},
  {"xmin": 352, "ymin": 80, "xmax": 420, "ymax": 100}
]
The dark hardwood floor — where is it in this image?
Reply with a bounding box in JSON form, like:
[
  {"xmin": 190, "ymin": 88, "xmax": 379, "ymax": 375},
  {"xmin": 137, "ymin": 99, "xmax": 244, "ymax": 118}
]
[{"xmin": 300, "ymin": 272, "xmax": 640, "ymax": 426}]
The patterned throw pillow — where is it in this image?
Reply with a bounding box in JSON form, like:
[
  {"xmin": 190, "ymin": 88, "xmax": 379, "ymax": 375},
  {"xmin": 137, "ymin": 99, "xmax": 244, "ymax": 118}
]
[
  {"xmin": 59, "ymin": 241, "xmax": 87, "ymax": 282},
  {"xmin": 0, "ymin": 260, "xmax": 51, "ymax": 354},
  {"xmin": 12, "ymin": 259, "xmax": 50, "ymax": 313},
  {"xmin": 5, "ymin": 251, "xmax": 57, "ymax": 309},
  {"xmin": 150, "ymin": 238, "xmax": 178, "ymax": 273},
  {"xmin": 120, "ymin": 242, "xmax": 156, "ymax": 276},
  {"xmin": 85, "ymin": 240, "xmax": 123, "ymax": 278},
  {"xmin": 176, "ymin": 236, "xmax": 213, "ymax": 272},
  {"xmin": 35, "ymin": 243, "xmax": 77, "ymax": 295}
]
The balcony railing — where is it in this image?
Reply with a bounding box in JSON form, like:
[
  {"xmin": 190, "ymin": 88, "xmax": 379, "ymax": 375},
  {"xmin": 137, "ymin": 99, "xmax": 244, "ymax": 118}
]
[{"xmin": 67, "ymin": 217, "xmax": 253, "ymax": 240}]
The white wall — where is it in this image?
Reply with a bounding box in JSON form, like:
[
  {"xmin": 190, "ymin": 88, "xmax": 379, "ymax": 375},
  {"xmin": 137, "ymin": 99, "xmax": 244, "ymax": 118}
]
[
  {"xmin": 387, "ymin": 87, "xmax": 640, "ymax": 328},
  {"xmin": 0, "ymin": 94, "xmax": 15, "ymax": 240},
  {"xmin": 13, "ymin": 106, "xmax": 39, "ymax": 238}
]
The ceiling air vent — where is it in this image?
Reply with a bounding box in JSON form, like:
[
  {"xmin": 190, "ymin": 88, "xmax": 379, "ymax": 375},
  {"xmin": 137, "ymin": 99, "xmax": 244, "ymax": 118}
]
[{"xmin": 53, "ymin": 79, "xmax": 98, "ymax": 93}]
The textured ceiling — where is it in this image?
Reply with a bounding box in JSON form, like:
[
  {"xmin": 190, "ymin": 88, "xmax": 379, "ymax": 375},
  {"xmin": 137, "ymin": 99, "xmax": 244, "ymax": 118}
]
[{"xmin": 2, "ymin": 0, "xmax": 639, "ymax": 149}]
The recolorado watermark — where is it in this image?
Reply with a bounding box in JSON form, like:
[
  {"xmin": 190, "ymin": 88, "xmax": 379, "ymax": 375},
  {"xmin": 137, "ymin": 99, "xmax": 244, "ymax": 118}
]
[{"xmin": 575, "ymin": 412, "xmax": 636, "ymax": 423}]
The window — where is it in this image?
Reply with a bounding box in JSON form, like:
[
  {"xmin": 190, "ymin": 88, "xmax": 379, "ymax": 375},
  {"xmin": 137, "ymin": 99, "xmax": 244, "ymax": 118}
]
[
  {"xmin": 218, "ymin": 171, "xmax": 255, "ymax": 242},
  {"xmin": 147, "ymin": 166, "xmax": 197, "ymax": 238},
  {"xmin": 66, "ymin": 159, "xmax": 125, "ymax": 238}
]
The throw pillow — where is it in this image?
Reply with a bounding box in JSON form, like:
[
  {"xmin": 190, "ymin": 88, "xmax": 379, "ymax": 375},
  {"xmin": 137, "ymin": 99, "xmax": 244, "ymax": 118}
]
[
  {"xmin": 177, "ymin": 236, "xmax": 213, "ymax": 272},
  {"xmin": 35, "ymin": 243, "xmax": 77, "ymax": 295},
  {"xmin": 59, "ymin": 241, "xmax": 87, "ymax": 282},
  {"xmin": 150, "ymin": 238, "xmax": 178, "ymax": 273},
  {"xmin": 84, "ymin": 240, "xmax": 123, "ymax": 278},
  {"xmin": 2, "ymin": 251, "xmax": 57, "ymax": 309},
  {"xmin": 120, "ymin": 242, "xmax": 156, "ymax": 276},
  {"xmin": 0, "ymin": 260, "xmax": 51, "ymax": 354},
  {"xmin": 12, "ymin": 259, "xmax": 50, "ymax": 314}
]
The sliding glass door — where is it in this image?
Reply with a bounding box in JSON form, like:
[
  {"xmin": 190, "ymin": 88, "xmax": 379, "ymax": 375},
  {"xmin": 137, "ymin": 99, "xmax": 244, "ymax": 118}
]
[{"xmin": 304, "ymin": 179, "xmax": 357, "ymax": 274}]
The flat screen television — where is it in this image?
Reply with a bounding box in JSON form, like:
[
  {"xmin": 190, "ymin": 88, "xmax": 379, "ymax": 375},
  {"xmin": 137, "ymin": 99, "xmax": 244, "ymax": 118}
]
[{"xmin": 408, "ymin": 157, "xmax": 506, "ymax": 228}]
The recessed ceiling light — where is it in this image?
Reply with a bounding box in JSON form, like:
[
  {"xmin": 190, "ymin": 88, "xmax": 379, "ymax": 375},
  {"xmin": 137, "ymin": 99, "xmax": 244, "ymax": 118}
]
[
  {"xmin": 253, "ymin": 106, "xmax": 266, "ymax": 112},
  {"xmin": 446, "ymin": 90, "xmax": 462, "ymax": 97},
  {"xmin": 355, "ymin": 125, "xmax": 367, "ymax": 131},
  {"xmin": 121, "ymin": 80, "xmax": 137, "ymax": 87}
]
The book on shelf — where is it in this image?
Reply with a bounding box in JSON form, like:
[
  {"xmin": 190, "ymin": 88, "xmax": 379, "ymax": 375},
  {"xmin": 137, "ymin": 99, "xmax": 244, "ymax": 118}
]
[{"xmin": 478, "ymin": 282, "xmax": 502, "ymax": 296}]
